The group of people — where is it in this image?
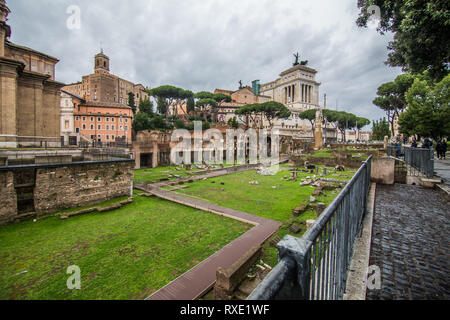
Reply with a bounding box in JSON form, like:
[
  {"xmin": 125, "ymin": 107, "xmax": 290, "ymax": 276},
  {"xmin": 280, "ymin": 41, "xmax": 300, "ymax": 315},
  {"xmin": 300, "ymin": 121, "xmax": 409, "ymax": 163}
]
[{"xmin": 410, "ymin": 137, "xmax": 447, "ymax": 160}]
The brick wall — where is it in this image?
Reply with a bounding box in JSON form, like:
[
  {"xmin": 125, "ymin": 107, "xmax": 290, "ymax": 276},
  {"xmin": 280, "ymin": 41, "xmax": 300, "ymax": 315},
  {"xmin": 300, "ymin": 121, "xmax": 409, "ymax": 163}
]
[
  {"xmin": 0, "ymin": 171, "xmax": 17, "ymax": 225},
  {"xmin": 33, "ymin": 161, "xmax": 134, "ymax": 214}
]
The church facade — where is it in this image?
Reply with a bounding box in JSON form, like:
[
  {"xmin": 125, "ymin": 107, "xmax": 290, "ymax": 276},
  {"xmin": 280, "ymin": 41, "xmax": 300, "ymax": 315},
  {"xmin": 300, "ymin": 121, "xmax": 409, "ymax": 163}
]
[{"xmin": 0, "ymin": 0, "xmax": 64, "ymax": 148}]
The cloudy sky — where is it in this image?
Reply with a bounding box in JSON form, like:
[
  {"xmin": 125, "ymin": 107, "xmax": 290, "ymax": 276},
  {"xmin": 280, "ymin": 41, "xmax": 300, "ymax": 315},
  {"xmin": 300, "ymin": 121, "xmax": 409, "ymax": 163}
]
[{"xmin": 8, "ymin": 0, "xmax": 403, "ymax": 125}]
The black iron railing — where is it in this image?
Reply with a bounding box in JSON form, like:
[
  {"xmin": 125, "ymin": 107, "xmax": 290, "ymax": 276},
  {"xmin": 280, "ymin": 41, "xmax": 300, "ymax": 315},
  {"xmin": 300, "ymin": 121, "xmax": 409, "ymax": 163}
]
[
  {"xmin": 387, "ymin": 144, "xmax": 434, "ymax": 178},
  {"xmin": 248, "ymin": 156, "xmax": 372, "ymax": 300}
]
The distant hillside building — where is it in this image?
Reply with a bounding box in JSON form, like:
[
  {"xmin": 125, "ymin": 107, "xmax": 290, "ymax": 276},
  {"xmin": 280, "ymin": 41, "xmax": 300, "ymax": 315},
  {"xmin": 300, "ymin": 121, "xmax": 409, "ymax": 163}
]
[
  {"xmin": 214, "ymin": 86, "xmax": 271, "ymax": 125},
  {"xmin": 63, "ymin": 51, "xmax": 149, "ymax": 107},
  {"xmin": 62, "ymin": 51, "xmax": 143, "ymax": 144},
  {"xmin": 0, "ymin": 0, "xmax": 64, "ymax": 148}
]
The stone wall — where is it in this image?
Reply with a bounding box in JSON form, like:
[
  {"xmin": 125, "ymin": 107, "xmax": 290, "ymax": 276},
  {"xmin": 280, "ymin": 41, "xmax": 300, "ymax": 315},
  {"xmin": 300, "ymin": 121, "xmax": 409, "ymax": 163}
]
[
  {"xmin": 214, "ymin": 245, "xmax": 262, "ymax": 300},
  {"xmin": 0, "ymin": 171, "xmax": 17, "ymax": 225},
  {"xmin": 371, "ymin": 157, "xmax": 395, "ymax": 185},
  {"xmin": 33, "ymin": 161, "xmax": 134, "ymax": 215}
]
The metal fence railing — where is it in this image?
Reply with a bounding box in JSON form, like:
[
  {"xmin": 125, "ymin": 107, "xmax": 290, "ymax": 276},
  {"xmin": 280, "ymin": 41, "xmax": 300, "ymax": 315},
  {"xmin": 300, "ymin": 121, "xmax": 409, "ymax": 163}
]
[
  {"xmin": 387, "ymin": 144, "xmax": 434, "ymax": 178},
  {"xmin": 248, "ymin": 156, "xmax": 372, "ymax": 300}
]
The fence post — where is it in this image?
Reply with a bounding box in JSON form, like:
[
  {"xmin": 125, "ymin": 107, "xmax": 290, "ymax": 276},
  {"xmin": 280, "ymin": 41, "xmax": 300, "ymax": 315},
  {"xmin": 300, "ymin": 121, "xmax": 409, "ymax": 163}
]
[{"xmin": 276, "ymin": 235, "xmax": 312, "ymax": 300}]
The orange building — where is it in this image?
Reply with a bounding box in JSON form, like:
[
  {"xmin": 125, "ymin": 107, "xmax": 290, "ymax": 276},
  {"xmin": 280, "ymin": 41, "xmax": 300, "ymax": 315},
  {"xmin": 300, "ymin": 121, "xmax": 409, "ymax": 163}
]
[{"xmin": 74, "ymin": 102, "xmax": 133, "ymax": 144}]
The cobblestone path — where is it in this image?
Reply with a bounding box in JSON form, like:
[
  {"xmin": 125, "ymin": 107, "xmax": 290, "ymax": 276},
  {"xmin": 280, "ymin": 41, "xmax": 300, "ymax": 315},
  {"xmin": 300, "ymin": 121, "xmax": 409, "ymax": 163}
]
[{"xmin": 367, "ymin": 184, "xmax": 449, "ymax": 300}]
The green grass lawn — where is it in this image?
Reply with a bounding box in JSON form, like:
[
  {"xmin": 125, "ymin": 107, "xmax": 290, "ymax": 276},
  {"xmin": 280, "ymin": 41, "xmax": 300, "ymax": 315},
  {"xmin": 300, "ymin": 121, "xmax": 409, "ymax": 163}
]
[
  {"xmin": 134, "ymin": 162, "xmax": 234, "ymax": 184},
  {"xmin": 0, "ymin": 193, "xmax": 250, "ymax": 300},
  {"xmin": 169, "ymin": 165, "xmax": 356, "ymax": 265}
]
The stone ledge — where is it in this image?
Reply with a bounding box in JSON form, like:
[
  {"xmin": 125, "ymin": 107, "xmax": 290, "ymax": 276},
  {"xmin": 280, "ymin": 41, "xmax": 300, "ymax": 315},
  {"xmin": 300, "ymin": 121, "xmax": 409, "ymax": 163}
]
[
  {"xmin": 60, "ymin": 197, "xmax": 133, "ymax": 219},
  {"xmin": 214, "ymin": 245, "xmax": 262, "ymax": 300},
  {"xmin": 435, "ymin": 184, "xmax": 450, "ymax": 202}
]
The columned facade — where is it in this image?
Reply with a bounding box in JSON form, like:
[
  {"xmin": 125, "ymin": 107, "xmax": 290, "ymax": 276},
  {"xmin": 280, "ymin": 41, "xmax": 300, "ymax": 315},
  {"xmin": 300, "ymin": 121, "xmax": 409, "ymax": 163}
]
[
  {"xmin": 0, "ymin": 1, "xmax": 64, "ymax": 148},
  {"xmin": 260, "ymin": 64, "xmax": 322, "ymax": 138}
]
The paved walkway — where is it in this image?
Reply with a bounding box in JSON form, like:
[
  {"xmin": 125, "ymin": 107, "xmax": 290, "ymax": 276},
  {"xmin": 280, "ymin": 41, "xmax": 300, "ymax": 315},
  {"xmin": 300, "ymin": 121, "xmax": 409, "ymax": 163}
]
[
  {"xmin": 135, "ymin": 178, "xmax": 282, "ymax": 300},
  {"xmin": 434, "ymin": 158, "xmax": 450, "ymax": 186},
  {"xmin": 367, "ymin": 184, "xmax": 449, "ymax": 300}
]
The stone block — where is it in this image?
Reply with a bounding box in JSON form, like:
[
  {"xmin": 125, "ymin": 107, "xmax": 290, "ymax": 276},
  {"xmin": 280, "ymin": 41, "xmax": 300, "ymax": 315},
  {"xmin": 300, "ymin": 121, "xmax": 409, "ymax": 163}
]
[
  {"xmin": 214, "ymin": 245, "xmax": 261, "ymax": 300},
  {"xmin": 292, "ymin": 201, "xmax": 308, "ymax": 217},
  {"xmin": 371, "ymin": 157, "xmax": 395, "ymax": 185},
  {"xmin": 289, "ymin": 223, "xmax": 302, "ymax": 234},
  {"xmin": 316, "ymin": 203, "xmax": 327, "ymax": 217},
  {"xmin": 35, "ymin": 155, "xmax": 72, "ymax": 164}
]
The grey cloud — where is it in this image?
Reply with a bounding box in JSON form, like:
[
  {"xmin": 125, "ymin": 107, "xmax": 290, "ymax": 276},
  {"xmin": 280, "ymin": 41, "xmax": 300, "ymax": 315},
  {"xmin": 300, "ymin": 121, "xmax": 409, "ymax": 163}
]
[{"xmin": 7, "ymin": 0, "xmax": 402, "ymax": 126}]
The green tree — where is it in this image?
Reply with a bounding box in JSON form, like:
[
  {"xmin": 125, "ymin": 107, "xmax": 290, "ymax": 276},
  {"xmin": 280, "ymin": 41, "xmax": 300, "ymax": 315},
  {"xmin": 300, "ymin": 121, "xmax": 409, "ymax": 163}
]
[
  {"xmin": 373, "ymin": 73, "xmax": 415, "ymax": 135},
  {"xmin": 356, "ymin": 0, "xmax": 450, "ymax": 81},
  {"xmin": 299, "ymin": 109, "xmax": 319, "ymax": 131},
  {"xmin": 399, "ymin": 74, "xmax": 450, "ymax": 140},
  {"xmin": 372, "ymin": 118, "xmax": 391, "ymax": 141},
  {"xmin": 156, "ymin": 96, "xmax": 168, "ymax": 116},
  {"xmin": 195, "ymin": 98, "xmax": 217, "ymax": 122},
  {"xmin": 212, "ymin": 93, "xmax": 232, "ymax": 123},
  {"xmin": 128, "ymin": 92, "xmax": 136, "ymax": 115},
  {"xmin": 148, "ymin": 85, "xmax": 193, "ymax": 119},
  {"xmin": 227, "ymin": 116, "xmax": 239, "ymax": 129},
  {"xmin": 356, "ymin": 117, "xmax": 371, "ymax": 131},
  {"xmin": 175, "ymin": 119, "xmax": 186, "ymax": 129},
  {"xmin": 138, "ymin": 98, "xmax": 153, "ymax": 117},
  {"xmin": 235, "ymin": 102, "xmax": 291, "ymax": 129},
  {"xmin": 186, "ymin": 96, "xmax": 195, "ymax": 114},
  {"xmin": 132, "ymin": 112, "xmax": 150, "ymax": 132}
]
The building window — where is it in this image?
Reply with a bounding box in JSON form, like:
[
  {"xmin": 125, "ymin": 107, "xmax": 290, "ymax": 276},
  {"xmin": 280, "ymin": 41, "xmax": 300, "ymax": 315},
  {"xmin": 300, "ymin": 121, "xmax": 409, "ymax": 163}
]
[
  {"xmin": 98, "ymin": 117, "xmax": 101, "ymax": 122},
  {"xmin": 106, "ymin": 135, "xmax": 110, "ymax": 140},
  {"xmin": 76, "ymin": 128, "xmax": 80, "ymax": 133},
  {"xmin": 76, "ymin": 116, "xmax": 80, "ymax": 121},
  {"xmin": 106, "ymin": 125, "xmax": 110, "ymax": 130},
  {"xmin": 112, "ymin": 135, "xmax": 115, "ymax": 140},
  {"xmin": 120, "ymin": 126, "xmax": 123, "ymax": 131},
  {"xmin": 90, "ymin": 117, "xmax": 94, "ymax": 122},
  {"xmin": 106, "ymin": 118, "xmax": 109, "ymax": 122},
  {"xmin": 125, "ymin": 119, "xmax": 128, "ymax": 123},
  {"xmin": 82, "ymin": 124, "xmax": 86, "ymax": 129},
  {"xmin": 82, "ymin": 117, "xmax": 86, "ymax": 121},
  {"xmin": 112, "ymin": 125, "xmax": 115, "ymax": 130},
  {"xmin": 90, "ymin": 125, "xmax": 94, "ymax": 130},
  {"xmin": 98, "ymin": 125, "xmax": 101, "ymax": 130},
  {"xmin": 125, "ymin": 126, "xmax": 128, "ymax": 131}
]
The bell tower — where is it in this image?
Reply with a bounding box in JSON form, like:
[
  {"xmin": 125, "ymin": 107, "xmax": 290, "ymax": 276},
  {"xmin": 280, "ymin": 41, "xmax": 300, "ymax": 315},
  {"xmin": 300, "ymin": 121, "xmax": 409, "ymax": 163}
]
[
  {"xmin": 0, "ymin": 0, "xmax": 11, "ymax": 57},
  {"xmin": 94, "ymin": 49, "xmax": 110, "ymax": 73}
]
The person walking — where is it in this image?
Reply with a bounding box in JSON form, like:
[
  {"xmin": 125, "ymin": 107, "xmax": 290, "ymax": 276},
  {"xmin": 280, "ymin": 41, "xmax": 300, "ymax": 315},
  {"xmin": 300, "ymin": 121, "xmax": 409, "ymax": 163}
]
[
  {"xmin": 411, "ymin": 139, "xmax": 418, "ymax": 148},
  {"xmin": 442, "ymin": 139, "xmax": 448, "ymax": 160},
  {"xmin": 436, "ymin": 140, "xmax": 443, "ymax": 159}
]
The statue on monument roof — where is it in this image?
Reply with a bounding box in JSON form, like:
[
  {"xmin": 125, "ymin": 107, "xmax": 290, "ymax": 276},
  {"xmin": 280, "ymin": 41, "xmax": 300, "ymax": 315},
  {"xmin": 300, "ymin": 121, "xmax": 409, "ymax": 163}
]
[{"xmin": 293, "ymin": 52, "xmax": 309, "ymax": 67}]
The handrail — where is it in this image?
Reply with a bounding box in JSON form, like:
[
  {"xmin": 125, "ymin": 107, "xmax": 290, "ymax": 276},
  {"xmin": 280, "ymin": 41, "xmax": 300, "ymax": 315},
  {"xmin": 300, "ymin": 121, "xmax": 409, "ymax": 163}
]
[{"xmin": 248, "ymin": 156, "xmax": 372, "ymax": 300}]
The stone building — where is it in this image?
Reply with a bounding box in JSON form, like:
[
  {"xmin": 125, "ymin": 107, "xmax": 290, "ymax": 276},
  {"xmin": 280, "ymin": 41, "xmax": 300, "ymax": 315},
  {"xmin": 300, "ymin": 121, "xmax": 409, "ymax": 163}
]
[
  {"xmin": 63, "ymin": 51, "xmax": 139, "ymax": 145},
  {"xmin": 74, "ymin": 102, "xmax": 133, "ymax": 145},
  {"xmin": 214, "ymin": 86, "xmax": 271, "ymax": 125},
  {"xmin": 63, "ymin": 50, "xmax": 149, "ymax": 107},
  {"xmin": 0, "ymin": 0, "xmax": 64, "ymax": 148},
  {"xmin": 259, "ymin": 63, "xmax": 322, "ymax": 137},
  {"xmin": 60, "ymin": 90, "xmax": 85, "ymax": 146}
]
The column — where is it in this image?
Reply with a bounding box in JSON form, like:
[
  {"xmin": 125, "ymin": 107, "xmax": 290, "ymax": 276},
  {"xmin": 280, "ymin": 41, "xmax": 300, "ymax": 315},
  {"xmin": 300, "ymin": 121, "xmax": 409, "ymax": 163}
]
[{"xmin": 300, "ymin": 84, "xmax": 304, "ymax": 102}]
